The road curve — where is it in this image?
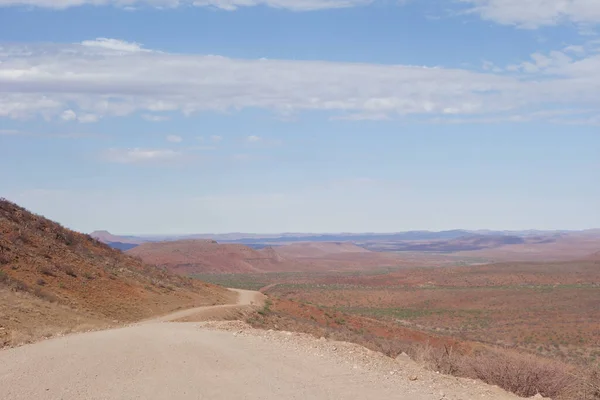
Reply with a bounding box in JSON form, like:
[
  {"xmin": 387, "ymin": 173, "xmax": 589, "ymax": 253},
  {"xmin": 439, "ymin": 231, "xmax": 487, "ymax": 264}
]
[
  {"xmin": 0, "ymin": 289, "xmax": 519, "ymax": 400},
  {"xmin": 144, "ymin": 288, "xmax": 265, "ymax": 323}
]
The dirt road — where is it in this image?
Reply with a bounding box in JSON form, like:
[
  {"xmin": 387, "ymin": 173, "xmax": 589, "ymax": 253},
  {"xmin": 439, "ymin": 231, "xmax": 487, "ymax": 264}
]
[
  {"xmin": 0, "ymin": 289, "xmax": 520, "ymax": 400},
  {"xmin": 144, "ymin": 288, "xmax": 264, "ymax": 323}
]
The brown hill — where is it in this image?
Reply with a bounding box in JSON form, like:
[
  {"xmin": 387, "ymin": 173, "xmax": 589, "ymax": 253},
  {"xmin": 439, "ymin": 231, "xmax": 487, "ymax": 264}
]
[
  {"xmin": 273, "ymin": 242, "xmax": 371, "ymax": 258},
  {"xmin": 0, "ymin": 199, "xmax": 232, "ymax": 347},
  {"xmin": 128, "ymin": 240, "xmax": 410, "ymax": 274},
  {"xmin": 127, "ymin": 240, "xmax": 296, "ymax": 274},
  {"xmin": 588, "ymin": 251, "xmax": 600, "ymax": 260}
]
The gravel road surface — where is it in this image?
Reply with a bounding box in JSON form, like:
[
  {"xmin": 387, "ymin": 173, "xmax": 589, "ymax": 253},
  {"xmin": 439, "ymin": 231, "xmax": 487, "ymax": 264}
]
[{"xmin": 0, "ymin": 289, "xmax": 521, "ymax": 400}]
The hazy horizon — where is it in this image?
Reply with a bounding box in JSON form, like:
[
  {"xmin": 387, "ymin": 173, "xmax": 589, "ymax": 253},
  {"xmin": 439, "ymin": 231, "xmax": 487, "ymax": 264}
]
[{"xmin": 91, "ymin": 227, "xmax": 600, "ymax": 237}]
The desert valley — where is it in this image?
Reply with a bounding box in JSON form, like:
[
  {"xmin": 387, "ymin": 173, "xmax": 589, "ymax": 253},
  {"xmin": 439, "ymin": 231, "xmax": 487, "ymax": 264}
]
[{"xmin": 2, "ymin": 197, "xmax": 599, "ymax": 399}]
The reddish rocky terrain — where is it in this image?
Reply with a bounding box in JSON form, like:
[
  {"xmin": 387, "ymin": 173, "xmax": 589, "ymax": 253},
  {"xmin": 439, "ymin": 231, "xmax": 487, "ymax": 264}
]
[
  {"xmin": 127, "ymin": 240, "xmax": 300, "ymax": 274},
  {"xmin": 0, "ymin": 199, "xmax": 233, "ymax": 347},
  {"xmin": 127, "ymin": 240, "xmax": 411, "ymax": 274}
]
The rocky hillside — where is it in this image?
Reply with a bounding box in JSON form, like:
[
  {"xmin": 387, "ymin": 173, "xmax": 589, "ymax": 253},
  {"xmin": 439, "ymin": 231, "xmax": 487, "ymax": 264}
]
[{"xmin": 0, "ymin": 199, "xmax": 233, "ymax": 347}]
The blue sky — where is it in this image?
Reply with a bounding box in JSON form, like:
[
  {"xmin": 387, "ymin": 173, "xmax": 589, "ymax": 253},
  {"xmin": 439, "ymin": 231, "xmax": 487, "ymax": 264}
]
[{"xmin": 0, "ymin": 0, "xmax": 599, "ymax": 234}]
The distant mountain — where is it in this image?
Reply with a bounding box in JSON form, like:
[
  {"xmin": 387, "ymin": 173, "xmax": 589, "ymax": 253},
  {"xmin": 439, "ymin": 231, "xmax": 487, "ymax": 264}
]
[
  {"xmin": 90, "ymin": 230, "xmax": 146, "ymax": 245},
  {"xmin": 105, "ymin": 242, "xmax": 139, "ymax": 251},
  {"xmin": 90, "ymin": 229, "xmax": 598, "ymax": 249},
  {"xmin": 223, "ymin": 230, "xmax": 472, "ymax": 244},
  {"xmin": 362, "ymin": 234, "xmax": 530, "ymax": 252},
  {"xmin": 90, "ymin": 230, "xmax": 473, "ymax": 245}
]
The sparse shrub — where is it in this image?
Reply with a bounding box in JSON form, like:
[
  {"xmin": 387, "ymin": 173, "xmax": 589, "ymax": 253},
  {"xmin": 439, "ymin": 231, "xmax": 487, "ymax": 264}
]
[
  {"xmin": 11, "ymin": 279, "xmax": 29, "ymax": 292},
  {"xmin": 10, "ymin": 231, "xmax": 31, "ymax": 245},
  {"xmin": 37, "ymin": 278, "xmax": 46, "ymax": 286},
  {"xmin": 63, "ymin": 266, "xmax": 77, "ymax": 277},
  {"xmin": 0, "ymin": 270, "xmax": 8, "ymax": 284},
  {"xmin": 39, "ymin": 266, "xmax": 57, "ymax": 277},
  {"xmin": 463, "ymin": 349, "xmax": 576, "ymax": 398},
  {"xmin": 584, "ymin": 365, "xmax": 600, "ymax": 399},
  {"xmin": 411, "ymin": 343, "xmax": 462, "ymax": 375},
  {"xmin": 57, "ymin": 231, "xmax": 76, "ymax": 246},
  {"xmin": 32, "ymin": 218, "xmax": 47, "ymax": 232},
  {"xmin": 32, "ymin": 287, "xmax": 58, "ymax": 303},
  {"xmin": 258, "ymin": 299, "xmax": 273, "ymax": 316},
  {"xmin": 83, "ymin": 272, "xmax": 95, "ymax": 280},
  {"xmin": 0, "ymin": 253, "xmax": 11, "ymax": 265}
]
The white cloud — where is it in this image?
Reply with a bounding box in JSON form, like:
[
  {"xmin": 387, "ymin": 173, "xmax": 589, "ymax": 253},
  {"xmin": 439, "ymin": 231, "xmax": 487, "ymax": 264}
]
[
  {"xmin": 103, "ymin": 148, "xmax": 182, "ymax": 163},
  {"xmin": 60, "ymin": 109, "xmax": 77, "ymax": 121},
  {"xmin": 59, "ymin": 109, "xmax": 99, "ymax": 123},
  {"xmin": 189, "ymin": 145, "xmax": 217, "ymax": 150},
  {"xmin": 1, "ymin": 40, "xmax": 600, "ymax": 124},
  {"xmin": 246, "ymin": 135, "xmax": 261, "ymax": 142},
  {"xmin": 81, "ymin": 38, "xmax": 149, "ymax": 53},
  {"xmin": 78, "ymin": 113, "xmax": 100, "ymax": 123},
  {"xmin": 2, "ymin": 0, "xmax": 600, "ymax": 28},
  {"xmin": 331, "ymin": 112, "xmax": 390, "ymax": 121},
  {"xmin": 211, "ymin": 135, "xmax": 223, "ymax": 142},
  {"xmin": 460, "ymin": 0, "xmax": 600, "ymax": 28},
  {"xmin": 0, "ymin": 0, "xmax": 373, "ymax": 11},
  {"xmin": 142, "ymin": 114, "xmax": 170, "ymax": 122},
  {"xmin": 166, "ymin": 134, "xmax": 183, "ymax": 143},
  {"xmin": 0, "ymin": 129, "xmax": 101, "ymax": 138}
]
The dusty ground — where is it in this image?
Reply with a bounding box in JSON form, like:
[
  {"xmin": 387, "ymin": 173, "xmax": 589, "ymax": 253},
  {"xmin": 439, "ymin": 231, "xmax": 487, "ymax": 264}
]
[
  {"xmin": 263, "ymin": 261, "xmax": 600, "ymax": 366},
  {"xmin": 0, "ymin": 290, "xmax": 523, "ymax": 400}
]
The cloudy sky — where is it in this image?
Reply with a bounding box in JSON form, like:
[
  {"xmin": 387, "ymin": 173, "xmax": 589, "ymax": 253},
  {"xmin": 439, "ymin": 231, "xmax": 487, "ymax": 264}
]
[{"xmin": 1, "ymin": 0, "xmax": 599, "ymax": 234}]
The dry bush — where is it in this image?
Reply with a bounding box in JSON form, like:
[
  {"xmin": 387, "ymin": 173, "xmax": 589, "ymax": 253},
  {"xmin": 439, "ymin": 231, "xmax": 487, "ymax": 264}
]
[
  {"xmin": 0, "ymin": 273, "xmax": 30, "ymax": 292},
  {"xmin": 32, "ymin": 287, "xmax": 59, "ymax": 303},
  {"xmin": 0, "ymin": 270, "xmax": 9, "ymax": 285},
  {"xmin": 462, "ymin": 349, "xmax": 576, "ymax": 398},
  {"xmin": 410, "ymin": 343, "xmax": 462, "ymax": 375},
  {"xmin": 60, "ymin": 265, "xmax": 77, "ymax": 277},
  {"xmin": 0, "ymin": 253, "xmax": 11, "ymax": 265},
  {"xmin": 83, "ymin": 272, "xmax": 95, "ymax": 280},
  {"xmin": 573, "ymin": 365, "xmax": 600, "ymax": 400},
  {"xmin": 39, "ymin": 266, "xmax": 57, "ymax": 277}
]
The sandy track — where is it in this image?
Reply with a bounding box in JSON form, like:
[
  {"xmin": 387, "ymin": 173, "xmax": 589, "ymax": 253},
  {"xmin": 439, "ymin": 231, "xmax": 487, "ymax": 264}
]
[
  {"xmin": 144, "ymin": 288, "xmax": 264, "ymax": 323},
  {"xmin": 0, "ymin": 289, "xmax": 521, "ymax": 400}
]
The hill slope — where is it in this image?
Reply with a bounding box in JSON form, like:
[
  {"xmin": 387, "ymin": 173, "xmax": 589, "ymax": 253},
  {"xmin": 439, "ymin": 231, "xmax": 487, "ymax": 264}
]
[
  {"xmin": 127, "ymin": 240, "xmax": 296, "ymax": 274},
  {"xmin": 128, "ymin": 240, "xmax": 410, "ymax": 274},
  {"xmin": 0, "ymin": 199, "xmax": 233, "ymax": 347}
]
